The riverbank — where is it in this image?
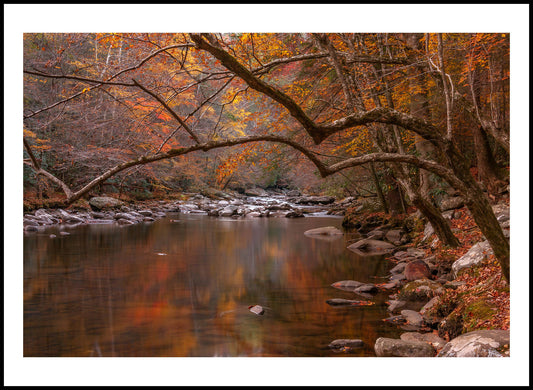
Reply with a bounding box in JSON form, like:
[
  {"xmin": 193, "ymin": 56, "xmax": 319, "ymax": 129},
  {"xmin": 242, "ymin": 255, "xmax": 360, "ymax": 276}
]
[{"xmin": 22, "ymin": 189, "xmax": 510, "ymax": 357}]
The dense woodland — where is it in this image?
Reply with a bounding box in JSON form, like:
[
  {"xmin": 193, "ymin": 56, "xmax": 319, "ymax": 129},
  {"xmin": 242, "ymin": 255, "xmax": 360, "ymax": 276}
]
[{"xmin": 23, "ymin": 33, "xmax": 510, "ymax": 279}]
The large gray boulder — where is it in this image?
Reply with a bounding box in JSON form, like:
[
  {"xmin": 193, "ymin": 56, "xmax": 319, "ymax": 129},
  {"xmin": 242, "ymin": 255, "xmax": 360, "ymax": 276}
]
[
  {"xmin": 89, "ymin": 196, "xmax": 125, "ymax": 210},
  {"xmin": 374, "ymin": 337, "xmax": 436, "ymax": 357},
  {"xmin": 438, "ymin": 330, "xmax": 510, "ymax": 357},
  {"xmin": 451, "ymin": 241, "xmax": 493, "ymax": 277}
]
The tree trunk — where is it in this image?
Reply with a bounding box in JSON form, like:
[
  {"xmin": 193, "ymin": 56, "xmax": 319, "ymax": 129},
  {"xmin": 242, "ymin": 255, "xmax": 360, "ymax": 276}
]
[
  {"xmin": 404, "ymin": 33, "xmax": 437, "ymax": 202},
  {"xmin": 472, "ymin": 124, "xmax": 506, "ymax": 193},
  {"xmin": 369, "ymin": 162, "xmax": 389, "ymax": 214},
  {"xmin": 446, "ymin": 144, "xmax": 510, "ymax": 281}
]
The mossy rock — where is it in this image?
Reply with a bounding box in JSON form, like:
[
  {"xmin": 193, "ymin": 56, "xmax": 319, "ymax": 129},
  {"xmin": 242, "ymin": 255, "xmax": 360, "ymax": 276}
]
[
  {"xmin": 397, "ymin": 279, "xmax": 443, "ymax": 302},
  {"xmin": 438, "ymin": 311, "xmax": 464, "ymax": 340},
  {"xmin": 462, "ymin": 299, "xmax": 496, "ymax": 333}
]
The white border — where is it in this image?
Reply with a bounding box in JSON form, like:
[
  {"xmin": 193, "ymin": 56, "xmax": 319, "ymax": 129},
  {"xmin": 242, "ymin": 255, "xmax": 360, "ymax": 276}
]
[{"xmin": 4, "ymin": 3, "xmax": 530, "ymax": 387}]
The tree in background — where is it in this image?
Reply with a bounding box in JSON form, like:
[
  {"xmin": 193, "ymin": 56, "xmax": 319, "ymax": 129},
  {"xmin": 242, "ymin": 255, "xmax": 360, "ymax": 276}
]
[{"xmin": 23, "ymin": 32, "xmax": 510, "ymax": 281}]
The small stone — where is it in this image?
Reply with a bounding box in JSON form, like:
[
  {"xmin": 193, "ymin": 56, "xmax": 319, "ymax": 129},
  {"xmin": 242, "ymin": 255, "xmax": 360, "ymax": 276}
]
[
  {"xmin": 328, "ymin": 339, "xmax": 364, "ymax": 350},
  {"xmin": 248, "ymin": 305, "xmax": 265, "ymax": 315}
]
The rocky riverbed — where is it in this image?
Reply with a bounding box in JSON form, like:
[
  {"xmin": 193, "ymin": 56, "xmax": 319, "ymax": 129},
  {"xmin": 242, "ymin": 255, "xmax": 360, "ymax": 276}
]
[
  {"xmin": 322, "ymin": 199, "xmax": 511, "ymax": 357},
  {"xmin": 23, "ymin": 190, "xmax": 353, "ymax": 233},
  {"xmin": 23, "ymin": 190, "xmax": 511, "ymax": 357}
]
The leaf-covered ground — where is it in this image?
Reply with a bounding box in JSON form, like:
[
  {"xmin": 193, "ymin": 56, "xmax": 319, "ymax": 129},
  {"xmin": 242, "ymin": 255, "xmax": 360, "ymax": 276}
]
[{"xmin": 409, "ymin": 203, "xmax": 510, "ymax": 335}]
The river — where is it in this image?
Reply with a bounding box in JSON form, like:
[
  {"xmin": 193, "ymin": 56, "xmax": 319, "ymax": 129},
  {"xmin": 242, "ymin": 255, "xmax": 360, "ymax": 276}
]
[{"xmin": 23, "ymin": 213, "xmax": 403, "ymax": 357}]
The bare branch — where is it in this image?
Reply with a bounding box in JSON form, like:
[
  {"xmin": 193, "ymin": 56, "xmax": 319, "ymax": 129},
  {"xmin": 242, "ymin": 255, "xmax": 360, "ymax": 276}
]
[{"xmin": 132, "ymin": 79, "xmax": 202, "ymax": 144}]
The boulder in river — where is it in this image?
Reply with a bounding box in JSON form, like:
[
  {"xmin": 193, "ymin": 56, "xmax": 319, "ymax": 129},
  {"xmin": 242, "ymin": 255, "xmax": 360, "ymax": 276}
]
[
  {"xmin": 326, "ymin": 299, "xmax": 374, "ymax": 306},
  {"xmin": 331, "ymin": 280, "xmax": 365, "ymax": 291},
  {"xmin": 304, "ymin": 226, "xmax": 343, "ymax": 235},
  {"xmin": 347, "ymin": 238, "xmax": 395, "ymax": 255},
  {"xmin": 304, "ymin": 226, "xmax": 343, "ymax": 236},
  {"xmin": 328, "ymin": 339, "xmax": 364, "ymax": 351}
]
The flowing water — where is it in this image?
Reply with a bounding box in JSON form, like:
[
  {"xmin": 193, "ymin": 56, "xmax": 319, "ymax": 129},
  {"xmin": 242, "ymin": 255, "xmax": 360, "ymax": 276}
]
[{"xmin": 23, "ymin": 214, "xmax": 403, "ymax": 357}]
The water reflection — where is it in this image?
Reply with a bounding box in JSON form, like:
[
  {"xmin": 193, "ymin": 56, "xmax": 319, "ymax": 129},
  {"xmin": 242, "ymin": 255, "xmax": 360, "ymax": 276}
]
[{"xmin": 24, "ymin": 214, "xmax": 403, "ymax": 357}]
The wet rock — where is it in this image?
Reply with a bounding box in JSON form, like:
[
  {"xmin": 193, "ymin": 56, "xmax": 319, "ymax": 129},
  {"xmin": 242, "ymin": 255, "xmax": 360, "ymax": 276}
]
[
  {"xmin": 267, "ymin": 203, "xmax": 291, "ymax": 211},
  {"xmin": 219, "ymin": 205, "xmax": 239, "ymax": 217},
  {"xmin": 354, "ymin": 283, "xmax": 379, "ymax": 294},
  {"xmin": 113, "ymin": 212, "xmax": 136, "ymax": 221},
  {"xmin": 138, "ymin": 209, "xmax": 153, "ymax": 217},
  {"xmin": 24, "ymin": 225, "xmax": 39, "ymax": 232},
  {"xmin": 207, "ymin": 209, "xmax": 220, "ymax": 217},
  {"xmin": 374, "ymin": 337, "xmax": 436, "ymax": 357},
  {"xmin": 331, "ymin": 280, "xmax": 365, "ymax": 291},
  {"xmin": 387, "ymin": 300, "xmax": 407, "ymax": 313},
  {"xmin": 62, "ymin": 214, "xmax": 85, "ymax": 224},
  {"xmin": 400, "ymin": 332, "xmax": 447, "ymax": 351},
  {"xmin": 59, "ymin": 231, "xmax": 70, "ymax": 236},
  {"xmin": 385, "ymin": 229, "xmax": 403, "ymax": 245},
  {"xmin": 248, "ymin": 305, "xmax": 265, "ymax": 315},
  {"xmin": 117, "ymin": 218, "xmax": 134, "ymax": 225},
  {"xmin": 326, "ymin": 299, "xmax": 373, "ymax": 306},
  {"xmin": 285, "ymin": 210, "xmax": 304, "ymax": 218},
  {"xmin": 438, "ymin": 330, "xmax": 510, "ymax": 357},
  {"xmin": 393, "ymin": 251, "xmax": 410, "ymax": 260},
  {"xmin": 400, "ymin": 309, "xmax": 424, "ymax": 327},
  {"xmin": 49, "ymin": 234, "xmax": 57, "ymax": 238},
  {"xmin": 389, "ymin": 273, "xmax": 406, "ymax": 282},
  {"xmin": 304, "ymin": 226, "xmax": 343, "ymax": 236},
  {"xmin": 90, "ymin": 211, "xmax": 108, "ymax": 219},
  {"xmin": 89, "ymin": 196, "xmax": 125, "ymax": 210},
  {"xmin": 406, "ymin": 248, "xmax": 427, "ymax": 258},
  {"xmin": 244, "ymin": 187, "xmax": 268, "ymax": 197},
  {"xmin": 347, "ymin": 238, "xmax": 395, "ymax": 254},
  {"xmin": 296, "ymin": 195, "xmax": 335, "ymax": 205},
  {"xmin": 451, "ymin": 241, "xmax": 493, "ymax": 278},
  {"xmin": 24, "ymin": 218, "xmax": 40, "ymax": 227},
  {"xmin": 367, "ymin": 229, "xmax": 385, "ymax": 240},
  {"xmin": 404, "ymin": 259, "xmax": 431, "ymax": 281},
  {"xmin": 328, "ymin": 339, "xmax": 364, "ymax": 351},
  {"xmin": 389, "ymin": 262, "xmax": 407, "ymax": 275}
]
